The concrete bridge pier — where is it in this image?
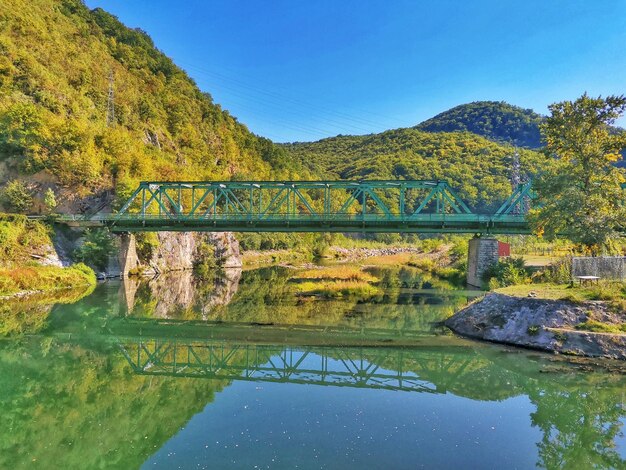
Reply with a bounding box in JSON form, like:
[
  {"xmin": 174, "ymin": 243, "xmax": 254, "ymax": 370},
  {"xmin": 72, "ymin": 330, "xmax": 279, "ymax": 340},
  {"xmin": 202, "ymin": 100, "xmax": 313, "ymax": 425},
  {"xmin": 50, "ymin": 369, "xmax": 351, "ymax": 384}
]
[
  {"xmin": 117, "ymin": 232, "xmax": 140, "ymax": 278},
  {"xmin": 467, "ymin": 237, "xmax": 499, "ymax": 288}
]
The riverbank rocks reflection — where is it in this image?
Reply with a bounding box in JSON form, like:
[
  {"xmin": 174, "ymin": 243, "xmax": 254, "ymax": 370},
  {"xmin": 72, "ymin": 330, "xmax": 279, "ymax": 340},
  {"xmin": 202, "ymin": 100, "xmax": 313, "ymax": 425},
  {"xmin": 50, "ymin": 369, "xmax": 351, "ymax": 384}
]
[{"xmin": 122, "ymin": 269, "xmax": 242, "ymax": 320}]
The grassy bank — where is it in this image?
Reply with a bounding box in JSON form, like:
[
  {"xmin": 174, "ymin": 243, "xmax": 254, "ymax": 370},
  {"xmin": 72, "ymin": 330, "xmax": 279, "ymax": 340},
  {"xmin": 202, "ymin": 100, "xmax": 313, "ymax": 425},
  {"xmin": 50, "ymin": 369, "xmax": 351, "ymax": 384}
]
[
  {"xmin": 496, "ymin": 282, "xmax": 626, "ymax": 306},
  {"xmin": 0, "ymin": 263, "xmax": 97, "ymax": 297},
  {"xmin": 242, "ymin": 249, "xmax": 311, "ymax": 267},
  {"xmin": 291, "ymin": 266, "xmax": 381, "ymax": 298},
  {"xmin": 496, "ymin": 282, "xmax": 626, "ymax": 334},
  {"xmin": 0, "ymin": 213, "xmax": 98, "ymax": 297}
]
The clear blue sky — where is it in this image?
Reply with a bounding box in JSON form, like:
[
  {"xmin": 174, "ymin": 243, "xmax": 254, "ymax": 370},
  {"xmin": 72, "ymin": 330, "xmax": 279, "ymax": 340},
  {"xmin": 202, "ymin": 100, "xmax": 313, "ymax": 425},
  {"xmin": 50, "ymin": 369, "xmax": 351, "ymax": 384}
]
[{"xmin": 85, "ymin": 0, "xmax": 626, "ymax": 142}]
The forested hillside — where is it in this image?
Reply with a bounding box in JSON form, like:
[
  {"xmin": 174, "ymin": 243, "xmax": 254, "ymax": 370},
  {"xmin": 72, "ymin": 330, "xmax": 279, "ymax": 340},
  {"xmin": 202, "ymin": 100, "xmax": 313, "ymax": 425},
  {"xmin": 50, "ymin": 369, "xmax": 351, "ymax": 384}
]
[
  {"xmin": 283, "ymin": 128, "xmax": 545, "ymax": 212},
  {"xmin": 417, "ymin": 101, "xmax": 543, "ymax": 148},
  {"xmin": 0, "ymin": 0, "xmax": 302, "ymax": 213}
]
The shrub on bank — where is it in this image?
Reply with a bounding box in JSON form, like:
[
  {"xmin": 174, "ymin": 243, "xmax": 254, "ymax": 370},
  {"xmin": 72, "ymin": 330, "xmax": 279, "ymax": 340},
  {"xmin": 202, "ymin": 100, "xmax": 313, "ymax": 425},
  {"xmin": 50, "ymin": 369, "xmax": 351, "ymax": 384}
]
[
  {"xmin": 73, "ymin": 228, "xmax": 115, "ymax": 271},
  {"xmin": 0, "ymin": 213, "xmax": 52, "ymax": 264},
  {"xmin": 0, "ymin": 263, "xmax": 96, "ymax": 296},
  {"xmin": 483, "ymin": 257, "xmax": 532, "ymax": 289},
  {"xmin": 533, "ymin": 256, "xmax": 573, "ymax": 284}
]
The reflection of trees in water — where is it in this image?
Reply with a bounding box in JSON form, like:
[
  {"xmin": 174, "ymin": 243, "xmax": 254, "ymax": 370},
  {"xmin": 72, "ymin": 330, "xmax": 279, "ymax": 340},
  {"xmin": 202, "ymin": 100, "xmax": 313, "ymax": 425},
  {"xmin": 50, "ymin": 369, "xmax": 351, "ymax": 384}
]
[
  {"xmin": 5, "ymin": 267, "xmax": 625, "ymax": 469},
  {"xmin": 529, "ymin": 384, "xmax": 626, "ymax": 469},
  {"xmin": 1, "ymin": 332, "xmax": 625, "ymax": 469},
  {"xmin": 1, "ymin": 285, "xmax": 96, "ymax": 336},
  {"xmin": 366, "ymin": 265, "xmax": 459, "ymax": 290},
  {"xmin": 115, "ymin": 332, "xmax": 626, "ymax": 468},
  {"xmin": 0, "ymin": 337, "xmax": 229, "ymax": 470},
  {"xmin": 374, "ymin": 341, "xmax": 626, "ymax": 467},
  {"xmin": 125, "ymin": 266, "xmax": 474, "ymax": 333}
]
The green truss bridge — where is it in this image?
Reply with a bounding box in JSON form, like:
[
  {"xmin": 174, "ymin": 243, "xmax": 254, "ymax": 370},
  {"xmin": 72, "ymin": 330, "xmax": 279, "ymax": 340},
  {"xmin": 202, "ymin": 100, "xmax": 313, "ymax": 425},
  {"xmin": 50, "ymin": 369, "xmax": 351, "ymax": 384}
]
[
  {"xmin": 58, "ymin": 181, "xmax": 530, "ymax": 234},
  {"xmin": 58, "ymin": 179, "xmax": 533, "ymax": 235}
]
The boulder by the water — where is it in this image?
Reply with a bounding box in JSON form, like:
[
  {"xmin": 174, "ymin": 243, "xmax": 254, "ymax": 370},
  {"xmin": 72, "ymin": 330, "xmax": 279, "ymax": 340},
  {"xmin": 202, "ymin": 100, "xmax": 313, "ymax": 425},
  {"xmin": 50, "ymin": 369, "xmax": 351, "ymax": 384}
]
[{"xmin": 445, "ymin": 293, "xmax": 626, "ymax": 359}]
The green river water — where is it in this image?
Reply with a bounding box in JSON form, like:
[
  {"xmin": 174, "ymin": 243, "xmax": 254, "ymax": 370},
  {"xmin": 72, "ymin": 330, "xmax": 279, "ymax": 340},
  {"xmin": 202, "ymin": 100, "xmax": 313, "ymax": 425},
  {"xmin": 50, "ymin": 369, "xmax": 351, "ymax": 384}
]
[{"xmin": 1, "ymin": 265, "xmax": 626, "ymax": 469}]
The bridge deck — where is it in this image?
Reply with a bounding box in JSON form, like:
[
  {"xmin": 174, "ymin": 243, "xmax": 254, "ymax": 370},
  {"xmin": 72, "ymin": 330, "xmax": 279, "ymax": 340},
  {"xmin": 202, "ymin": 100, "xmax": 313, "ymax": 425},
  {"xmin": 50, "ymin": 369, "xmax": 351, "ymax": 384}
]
[{"xmin": 59, "ymin": 213, "xmax": 530, "ymax": 234}]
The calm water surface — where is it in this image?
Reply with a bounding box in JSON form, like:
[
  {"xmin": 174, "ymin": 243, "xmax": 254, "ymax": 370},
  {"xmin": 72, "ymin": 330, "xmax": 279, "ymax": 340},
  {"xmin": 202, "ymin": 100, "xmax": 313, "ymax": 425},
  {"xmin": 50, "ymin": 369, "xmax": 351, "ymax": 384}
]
[{"xmin": 1, "ymin": 266, "xmax": 626, "ymax": 469}]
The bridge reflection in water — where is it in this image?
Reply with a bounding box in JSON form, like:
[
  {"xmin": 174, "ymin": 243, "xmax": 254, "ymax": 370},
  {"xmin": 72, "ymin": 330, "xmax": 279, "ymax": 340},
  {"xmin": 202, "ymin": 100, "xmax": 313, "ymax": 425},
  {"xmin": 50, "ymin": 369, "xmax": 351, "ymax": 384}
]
[{"xmin": 117, "ymin": 339, "xmax": 470, "ymax": 393}]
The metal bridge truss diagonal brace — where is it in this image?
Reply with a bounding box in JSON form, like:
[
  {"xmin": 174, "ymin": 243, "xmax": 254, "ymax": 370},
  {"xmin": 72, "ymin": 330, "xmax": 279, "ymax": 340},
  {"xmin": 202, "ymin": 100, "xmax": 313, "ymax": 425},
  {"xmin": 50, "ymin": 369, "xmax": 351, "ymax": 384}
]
[
  {"xmin": 336, "ymin": 187, "xmax": 363, "ymax": 216},
  {"xmin": 362, "ymin": 188, "xmax": 392, "ymax": 218},
  {"xmin": 409, "ymin": 182, "xmax": 472, "ymax": 217},
  {"xmin": 292, "ymin": 188, "xmax": 319, "ymax": 217},
  {"xmin": 495, "ymin": 181, "xmax": 534, "ymax": 217}
]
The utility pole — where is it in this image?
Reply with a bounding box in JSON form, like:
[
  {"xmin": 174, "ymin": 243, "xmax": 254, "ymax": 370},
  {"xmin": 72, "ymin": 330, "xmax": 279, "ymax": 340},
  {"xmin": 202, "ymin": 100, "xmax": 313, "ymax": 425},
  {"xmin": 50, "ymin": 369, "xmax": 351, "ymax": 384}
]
[
  {"xmin": 106, "ymin": 70, "xmax": 115, "ymax": 127},
  {"xmin": 510, "ymin": 149, "xmax": 521, "ymax": 188},
  {"xmin": 509, "ymin": 149, "xmax": 529, "ymax": 214}
]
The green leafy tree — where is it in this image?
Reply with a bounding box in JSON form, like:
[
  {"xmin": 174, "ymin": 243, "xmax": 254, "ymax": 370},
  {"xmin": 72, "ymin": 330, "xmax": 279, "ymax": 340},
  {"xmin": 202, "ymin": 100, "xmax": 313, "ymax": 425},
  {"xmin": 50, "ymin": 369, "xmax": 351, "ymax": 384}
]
[
  {"xmin": 74, "ymin": 228, "xmax": 115, "ymax": 271},
  {"xmin": 2, "ymin": 180, "xmax": 32, "ymax": 213},
  {"xmin": 482, "ymin": 257, "xmax": 531, "ymax": 289},
  {"xmin": 43, "ymin": 188, "xmax": 57, "ymax": 213},
  {"xmin": 529, "ymin": 94, "xmax": 626, "ymax": 251}
]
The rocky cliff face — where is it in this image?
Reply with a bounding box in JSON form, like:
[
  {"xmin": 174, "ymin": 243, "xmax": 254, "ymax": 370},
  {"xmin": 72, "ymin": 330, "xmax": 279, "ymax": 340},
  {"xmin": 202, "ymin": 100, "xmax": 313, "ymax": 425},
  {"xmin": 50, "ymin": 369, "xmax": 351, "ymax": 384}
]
[
  {"xmin": 142, "ymin": 232, "xmax": 241, "ymax": 275},
  {"xmin": 446, "ymin": 293, "xmax": 626, "ymax": 359},
  {"xmin": 53, "ymin": 227, "xmax": 242, "ymax": 278}
]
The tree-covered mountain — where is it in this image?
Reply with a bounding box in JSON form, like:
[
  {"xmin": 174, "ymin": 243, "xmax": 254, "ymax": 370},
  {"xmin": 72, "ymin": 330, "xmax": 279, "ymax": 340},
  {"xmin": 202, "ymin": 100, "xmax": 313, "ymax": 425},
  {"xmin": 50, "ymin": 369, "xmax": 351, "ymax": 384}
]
[
  {"xmin": 416, "ymin": 101, "xmax": 544, "ymax": 149},
  {"xmin": 282, "ymin": 128, "xmax": 544, "ymax": 212},
  {"xmin": 0, "ymin": 0, "xmax": 303, "ymax": 213}
]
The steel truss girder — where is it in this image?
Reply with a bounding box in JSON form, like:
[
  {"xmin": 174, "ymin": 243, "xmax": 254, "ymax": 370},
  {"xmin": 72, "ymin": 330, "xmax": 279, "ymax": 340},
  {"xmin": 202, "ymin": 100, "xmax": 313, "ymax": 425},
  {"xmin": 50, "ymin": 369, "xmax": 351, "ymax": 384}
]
[
  {"xmin": 58, "ymin": 179, "xmax": 533, "ymax": 234},
  {"xmin": 118, "ymin": 339, "xmax": 448, "ymax": 393},
  {"xmin": 116, "ymin": 180, "xmax": 474, "ymax": 220}
]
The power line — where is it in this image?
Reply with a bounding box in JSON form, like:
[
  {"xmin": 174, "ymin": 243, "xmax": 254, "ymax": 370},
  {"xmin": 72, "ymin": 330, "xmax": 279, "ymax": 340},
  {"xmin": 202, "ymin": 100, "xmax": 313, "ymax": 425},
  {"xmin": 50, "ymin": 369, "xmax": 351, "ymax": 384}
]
[
  {"xmin": 203, "ymin": 84, "xmax": 369, "ymax": 136},
  {"xmin": 180, "ymin": 62, "xmax": 407, "ymax": 134},
  {"xmin": 184, "ymin": 65, "xmax": 372, "ymax": 135},
  {"xmin": 106, "ymin": 70, "xmax": 115, "ymax": 127},
  {"xmin": 191, "ymin": 62, "xmax": 409, "ymax": 126}
]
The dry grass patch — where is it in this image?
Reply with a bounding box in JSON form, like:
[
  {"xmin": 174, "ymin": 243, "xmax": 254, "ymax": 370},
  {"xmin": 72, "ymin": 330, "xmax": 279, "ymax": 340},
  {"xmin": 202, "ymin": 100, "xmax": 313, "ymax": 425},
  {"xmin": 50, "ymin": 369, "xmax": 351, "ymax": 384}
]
[
  {"xmin": 292, "ymin": 266, "xmax": 381, "ymax": 298},
  {"xmin": 294, "ymin": 280, "xmax": 380, "ymax": 298},
  {"xmin": 0, "ymin": 264, "xmax": 96, "ymax": 296},
  {"xmin": 294, "ymin": 266, "xmax": 377, "ymax": 283},
  {"xmin": 362, "ymin": 252, "xmax": 414, "ymax": 266}
]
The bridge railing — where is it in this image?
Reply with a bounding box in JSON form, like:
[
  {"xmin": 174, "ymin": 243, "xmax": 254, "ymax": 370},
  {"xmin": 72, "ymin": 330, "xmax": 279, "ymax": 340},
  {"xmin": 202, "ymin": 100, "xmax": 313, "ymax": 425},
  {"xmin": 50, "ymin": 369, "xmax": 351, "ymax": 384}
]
[{"xmin": 57, "ymin": 212, "xmax": 528, "ymax": 224}]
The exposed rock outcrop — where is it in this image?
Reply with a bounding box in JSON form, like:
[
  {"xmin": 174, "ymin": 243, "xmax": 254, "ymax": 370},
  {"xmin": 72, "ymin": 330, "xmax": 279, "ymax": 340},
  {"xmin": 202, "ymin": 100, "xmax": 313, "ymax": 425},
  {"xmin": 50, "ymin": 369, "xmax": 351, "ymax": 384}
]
[
  {"xmin": 48, "ymin": 225, "xmax": 242, "ymax": 277},
  {"xmin": 141, "ymin": 232, "xmax": 241, "ymax": 275},
  {"xmin": 446, "ymin": 293, "xmax": 626, "ymax": 359},
  {"xmin": 33, "ymin": 243, "xmax": 63, "ymax": 267}
]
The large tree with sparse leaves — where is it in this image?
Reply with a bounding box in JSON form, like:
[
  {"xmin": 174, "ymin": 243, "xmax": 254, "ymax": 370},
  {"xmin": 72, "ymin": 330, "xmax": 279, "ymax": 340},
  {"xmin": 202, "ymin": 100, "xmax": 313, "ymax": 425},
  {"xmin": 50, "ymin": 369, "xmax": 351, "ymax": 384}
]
[{"xmin": 529, "ymin": 94, "xmax": 626, "ymax": 251}]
